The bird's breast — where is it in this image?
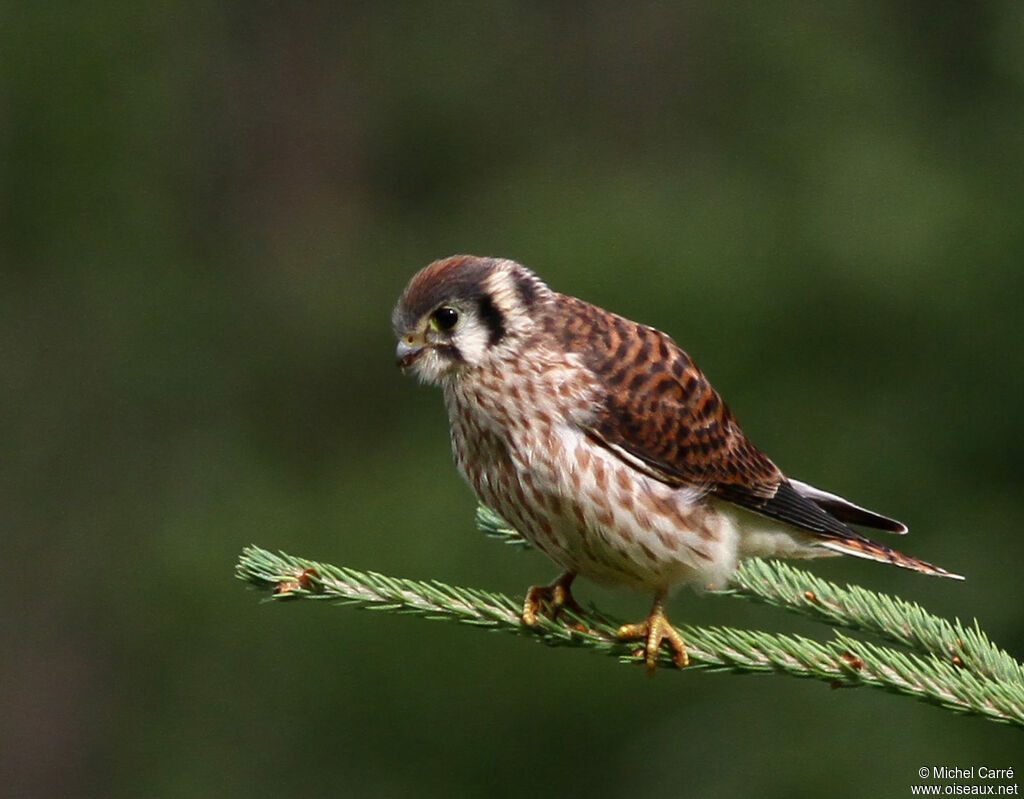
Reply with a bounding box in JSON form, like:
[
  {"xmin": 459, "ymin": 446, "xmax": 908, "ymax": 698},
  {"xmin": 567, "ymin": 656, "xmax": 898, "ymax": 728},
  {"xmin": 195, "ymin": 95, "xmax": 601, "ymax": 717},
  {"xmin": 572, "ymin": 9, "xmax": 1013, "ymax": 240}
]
[{"xmin": 443, "ymin": 365, "xmax": 740, "ymax": 591}]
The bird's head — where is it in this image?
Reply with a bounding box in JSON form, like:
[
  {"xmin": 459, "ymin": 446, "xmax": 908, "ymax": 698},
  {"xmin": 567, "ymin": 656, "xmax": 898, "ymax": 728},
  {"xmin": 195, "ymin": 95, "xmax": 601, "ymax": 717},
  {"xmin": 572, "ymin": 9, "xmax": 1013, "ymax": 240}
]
[{"xmin": 392, "ymin": 255, "xmax": 550, "ymax": 385}]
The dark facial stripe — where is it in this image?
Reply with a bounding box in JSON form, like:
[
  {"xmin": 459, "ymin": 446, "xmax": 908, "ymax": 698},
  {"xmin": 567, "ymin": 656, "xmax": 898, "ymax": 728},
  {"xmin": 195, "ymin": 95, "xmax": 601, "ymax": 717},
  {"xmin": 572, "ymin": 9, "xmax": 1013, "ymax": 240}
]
[
  {"xmin": 435, "ymin": 344, "xmax": 465, "ymax": 362},
  {"xmin": 477, "ymin": 293, "xmax": 506, "ymax": 346}
]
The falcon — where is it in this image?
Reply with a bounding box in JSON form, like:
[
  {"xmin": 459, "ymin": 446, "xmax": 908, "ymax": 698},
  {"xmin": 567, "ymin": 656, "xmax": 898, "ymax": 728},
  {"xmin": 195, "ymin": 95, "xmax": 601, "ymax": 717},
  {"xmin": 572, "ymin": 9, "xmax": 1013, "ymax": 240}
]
[{"xmin": 392, "ymin": 255, "xmax": 962, "ymax": 674}]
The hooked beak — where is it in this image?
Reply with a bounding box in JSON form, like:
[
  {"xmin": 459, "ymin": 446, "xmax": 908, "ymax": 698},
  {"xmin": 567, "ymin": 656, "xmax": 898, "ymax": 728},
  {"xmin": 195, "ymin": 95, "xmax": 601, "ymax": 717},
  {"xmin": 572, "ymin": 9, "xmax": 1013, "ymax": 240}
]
[{"xmin": 396, "ymin": 338, "xmax": 425, "ymax": 371}]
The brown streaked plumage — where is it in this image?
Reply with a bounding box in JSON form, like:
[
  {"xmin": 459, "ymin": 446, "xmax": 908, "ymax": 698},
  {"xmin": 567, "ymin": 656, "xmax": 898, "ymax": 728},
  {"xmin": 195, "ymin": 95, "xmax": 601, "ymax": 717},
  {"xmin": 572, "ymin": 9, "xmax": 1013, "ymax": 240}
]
[{"xmin": 393, "ymin": 255, "xmax": 963, "ymax": 675}]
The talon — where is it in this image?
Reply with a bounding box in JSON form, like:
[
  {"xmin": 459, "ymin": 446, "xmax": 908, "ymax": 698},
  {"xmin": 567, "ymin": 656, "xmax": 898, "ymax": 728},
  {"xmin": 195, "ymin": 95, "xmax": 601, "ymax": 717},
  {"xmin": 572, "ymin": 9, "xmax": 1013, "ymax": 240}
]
[
  {"xmin": 616, "ymin": 596, "xmax": 689, "ymax": 676},
  {"xmin": 522, "ymin": 572, "xmax": 580, "ymax": 626}
]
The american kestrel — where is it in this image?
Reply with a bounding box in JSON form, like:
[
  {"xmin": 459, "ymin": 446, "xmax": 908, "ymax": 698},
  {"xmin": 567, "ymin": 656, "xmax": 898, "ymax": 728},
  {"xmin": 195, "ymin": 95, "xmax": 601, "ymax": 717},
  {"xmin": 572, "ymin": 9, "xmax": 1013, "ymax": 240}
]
[{"xmin": 392, "ymin": 255, "xmax": 962, "ymax": 674}]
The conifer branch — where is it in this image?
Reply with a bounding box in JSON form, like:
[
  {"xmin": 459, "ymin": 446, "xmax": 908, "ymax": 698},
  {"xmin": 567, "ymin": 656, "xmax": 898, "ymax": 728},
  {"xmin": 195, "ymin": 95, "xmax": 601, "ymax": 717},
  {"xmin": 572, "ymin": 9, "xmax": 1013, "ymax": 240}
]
[
  {"xmin": 476, "ymin": 505, "xmax": 1024, "ymax": 687},
  {"xmin": 236, "ymin": 507, "xmax": 1024, "ymax": 728}
]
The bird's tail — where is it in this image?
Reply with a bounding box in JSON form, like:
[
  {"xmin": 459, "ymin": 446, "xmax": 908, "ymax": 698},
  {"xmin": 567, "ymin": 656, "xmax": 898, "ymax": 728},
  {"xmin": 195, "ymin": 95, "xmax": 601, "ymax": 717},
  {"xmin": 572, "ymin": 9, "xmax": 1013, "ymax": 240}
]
[{"xmin": 817, "ymin": 533, "xmax": 964, "ymax": 580}]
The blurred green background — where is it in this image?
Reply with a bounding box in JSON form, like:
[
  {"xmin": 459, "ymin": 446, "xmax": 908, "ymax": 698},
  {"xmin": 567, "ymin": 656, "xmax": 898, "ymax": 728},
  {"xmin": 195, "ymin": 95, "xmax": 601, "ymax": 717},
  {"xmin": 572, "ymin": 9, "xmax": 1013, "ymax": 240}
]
[{"xmin": 4, "ymin": 3, "xmax": 1023, "ymax": 797}]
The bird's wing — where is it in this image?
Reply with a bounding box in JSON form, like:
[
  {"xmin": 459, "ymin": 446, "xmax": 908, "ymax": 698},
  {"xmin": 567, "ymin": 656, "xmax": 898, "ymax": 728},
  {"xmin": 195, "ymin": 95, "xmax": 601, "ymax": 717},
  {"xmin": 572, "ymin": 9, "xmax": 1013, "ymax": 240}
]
[
  {"xmin": 552, "ymin": 295, "xmax": 860, "ymax": 540},
  {"xmin": 545, "ymin": 294, "xmax": 963, "ymax": 579},
  {"xmin": 789, "ymin": 479, "xmax": 907, "ymax": 534}
]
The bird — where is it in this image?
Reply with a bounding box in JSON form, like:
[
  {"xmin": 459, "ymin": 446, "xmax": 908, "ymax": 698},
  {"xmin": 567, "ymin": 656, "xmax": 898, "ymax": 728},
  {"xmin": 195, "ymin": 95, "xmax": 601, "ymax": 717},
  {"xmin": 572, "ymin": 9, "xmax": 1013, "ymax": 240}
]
[{"xmin": 392, "ymin": 255, "xmax": 963, "ymax": 675}]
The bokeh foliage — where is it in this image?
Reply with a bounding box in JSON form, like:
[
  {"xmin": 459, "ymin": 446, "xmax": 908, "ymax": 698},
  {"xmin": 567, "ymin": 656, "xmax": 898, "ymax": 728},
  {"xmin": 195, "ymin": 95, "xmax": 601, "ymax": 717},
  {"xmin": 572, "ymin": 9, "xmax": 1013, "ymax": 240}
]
[{"xmin": 3, "ymin": 3, "xmax": 1023, "ymax": 797}]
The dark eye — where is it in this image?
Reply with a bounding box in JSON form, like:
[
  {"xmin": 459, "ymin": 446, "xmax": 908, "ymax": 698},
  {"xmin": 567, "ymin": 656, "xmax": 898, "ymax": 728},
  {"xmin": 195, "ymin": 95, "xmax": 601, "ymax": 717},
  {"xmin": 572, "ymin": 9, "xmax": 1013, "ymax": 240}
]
[{"xmin": 431, "ymin": 306, "xmax": 459, "ymax": 332}]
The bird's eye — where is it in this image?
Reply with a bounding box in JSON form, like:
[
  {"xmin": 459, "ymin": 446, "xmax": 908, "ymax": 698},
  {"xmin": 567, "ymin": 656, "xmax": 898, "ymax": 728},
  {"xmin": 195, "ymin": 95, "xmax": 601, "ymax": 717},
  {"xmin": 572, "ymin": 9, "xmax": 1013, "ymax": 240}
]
[{"xmin": 430, "ymin": 306, "xmax": 459, "ymax": 332}]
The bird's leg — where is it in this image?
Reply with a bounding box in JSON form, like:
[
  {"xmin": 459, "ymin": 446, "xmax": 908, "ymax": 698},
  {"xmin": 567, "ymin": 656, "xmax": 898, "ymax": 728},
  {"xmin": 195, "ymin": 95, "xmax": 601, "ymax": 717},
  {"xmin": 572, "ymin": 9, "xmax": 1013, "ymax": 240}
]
[
  {"xmin": 521, "ymin": 571, "xmax": 582, "ymax": 626},
  {"xmin": 616, "ymin": 593, "xmax": 689, "ymax": 676}
]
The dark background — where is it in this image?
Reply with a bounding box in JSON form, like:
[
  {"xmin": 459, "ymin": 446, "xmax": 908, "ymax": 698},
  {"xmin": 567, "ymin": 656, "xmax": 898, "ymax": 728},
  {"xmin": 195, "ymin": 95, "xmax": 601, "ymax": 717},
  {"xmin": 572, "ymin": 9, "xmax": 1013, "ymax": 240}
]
[{"xmin": 4, "ymin": 3, "xmax": 1023, "ymax": 797}]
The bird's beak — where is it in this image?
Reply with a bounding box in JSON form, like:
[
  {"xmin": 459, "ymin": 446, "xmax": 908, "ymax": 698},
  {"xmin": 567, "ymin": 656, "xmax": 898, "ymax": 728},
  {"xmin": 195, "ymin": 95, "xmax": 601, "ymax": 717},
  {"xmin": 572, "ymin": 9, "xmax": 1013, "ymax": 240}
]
[{"xmin": 396, "ymin": 337, "xmax": 425, "ymax": 370}]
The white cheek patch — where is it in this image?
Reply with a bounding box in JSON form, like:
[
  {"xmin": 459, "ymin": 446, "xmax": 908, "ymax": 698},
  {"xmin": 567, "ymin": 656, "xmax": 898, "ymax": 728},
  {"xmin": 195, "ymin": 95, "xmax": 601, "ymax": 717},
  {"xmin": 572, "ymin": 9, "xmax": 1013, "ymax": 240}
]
[
  {"xmin": 408, "ymin": 311, "xmax": 493, "ymax": 383},
  {"xmin": 450, "ymin": 312, "xmax": 490, "ymax": 365}
]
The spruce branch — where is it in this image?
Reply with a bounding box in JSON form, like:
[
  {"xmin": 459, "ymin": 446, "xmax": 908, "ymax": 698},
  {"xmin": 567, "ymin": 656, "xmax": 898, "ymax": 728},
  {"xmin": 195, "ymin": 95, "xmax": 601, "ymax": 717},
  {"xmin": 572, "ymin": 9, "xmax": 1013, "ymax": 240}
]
[
  {"xmin": 725, "ymin": 558, "xmax": 1024, "ymax": 685},
  {"xmin": 477, "ymin": 505, "xmax": 1024, "ymax": 686},
  {"xmin": 236, "ymin": 507, "xmax": 1024, "ymax": 728}
]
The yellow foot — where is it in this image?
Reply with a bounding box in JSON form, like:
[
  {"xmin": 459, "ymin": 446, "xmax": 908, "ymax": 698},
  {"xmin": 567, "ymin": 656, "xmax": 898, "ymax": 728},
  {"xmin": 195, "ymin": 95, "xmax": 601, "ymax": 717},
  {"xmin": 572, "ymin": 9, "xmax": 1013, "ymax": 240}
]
[
  {"xmin": 616, "ymin": 598, "xmax": 689, "ymax": 676},
  {"xmin": 522, "ymin": 572, "xmax": 581, "ymax": 626}
]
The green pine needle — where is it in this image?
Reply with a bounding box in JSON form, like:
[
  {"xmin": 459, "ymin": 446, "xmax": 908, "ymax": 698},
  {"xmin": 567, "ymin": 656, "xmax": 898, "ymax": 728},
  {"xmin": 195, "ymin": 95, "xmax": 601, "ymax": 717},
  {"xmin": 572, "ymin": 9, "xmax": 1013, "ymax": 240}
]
[{"xmin": 236, "ymin": 506, "xmax": 1024, "ymax": 728}]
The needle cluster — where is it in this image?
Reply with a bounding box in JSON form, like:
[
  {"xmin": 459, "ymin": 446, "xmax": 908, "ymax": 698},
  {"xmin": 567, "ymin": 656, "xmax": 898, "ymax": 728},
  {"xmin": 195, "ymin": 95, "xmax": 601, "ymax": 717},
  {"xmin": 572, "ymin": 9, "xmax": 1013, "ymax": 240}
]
[{"xmin": 235, "ymin": 506, "xmax": 1024, "ymax": 728}]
